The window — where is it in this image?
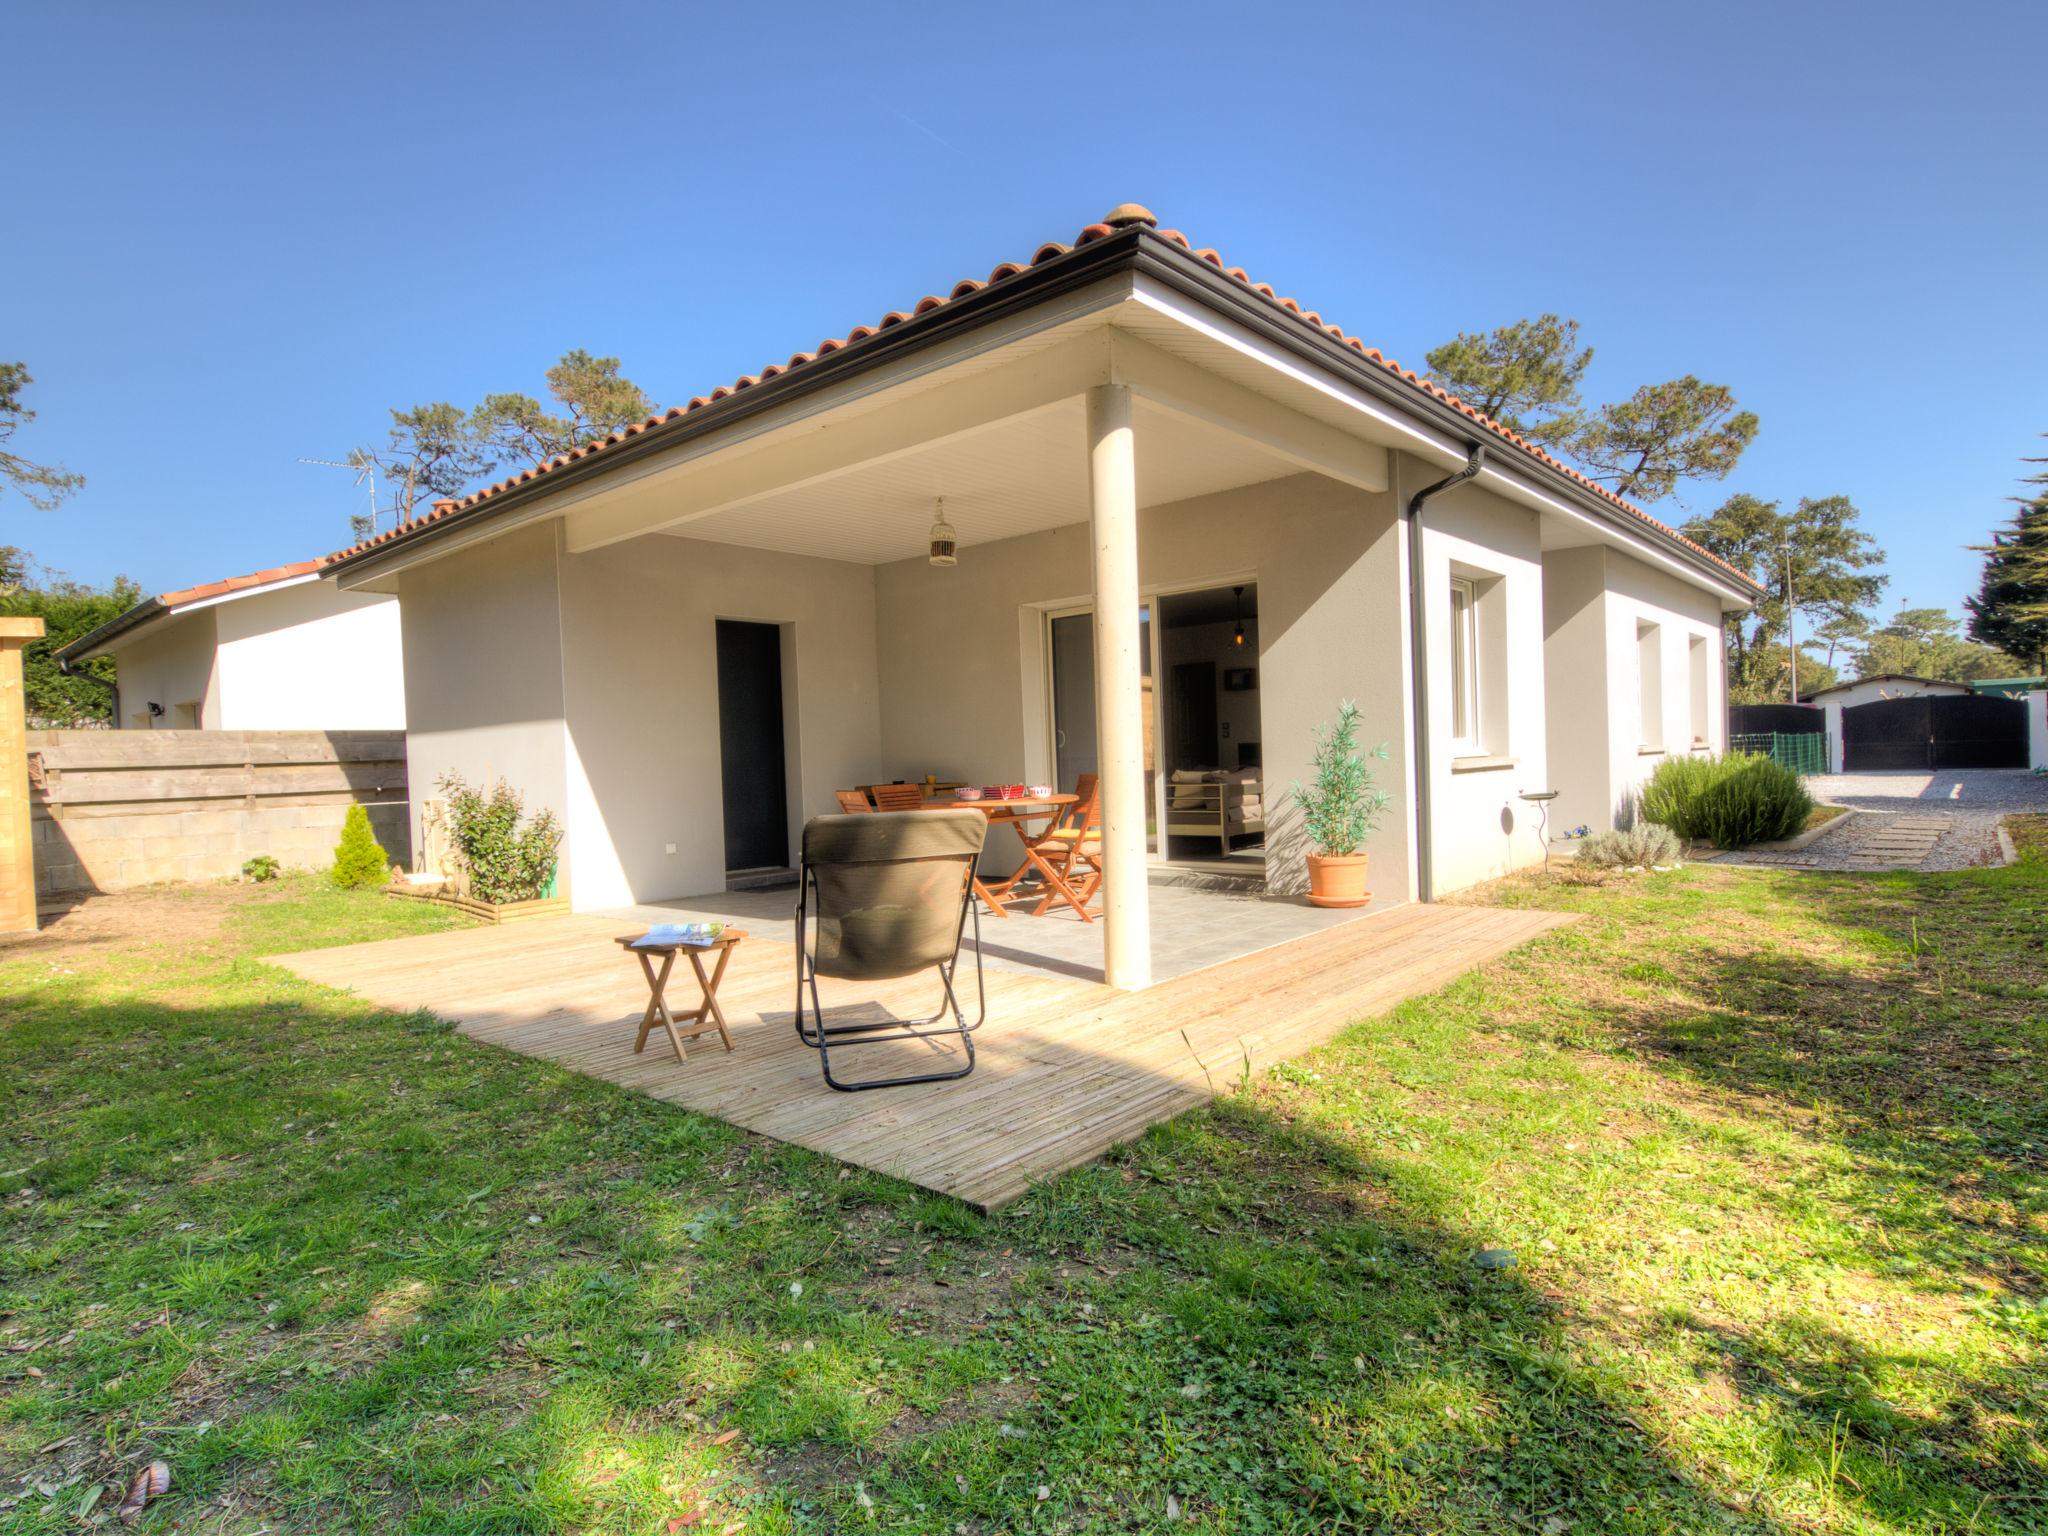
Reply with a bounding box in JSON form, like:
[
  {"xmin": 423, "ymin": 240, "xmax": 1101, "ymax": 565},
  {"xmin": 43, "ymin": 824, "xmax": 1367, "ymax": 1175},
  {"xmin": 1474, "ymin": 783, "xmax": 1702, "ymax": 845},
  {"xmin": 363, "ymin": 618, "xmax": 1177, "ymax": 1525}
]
[
  {"xmin": 1449, "ymin": 576, "xmax": 1480, "ymax": 749},
  {"xmin": 1637, "ymin": 620, "xmax": 1664, "ymax": 750},
  {"xmin": 1688, "ymin": 634, "xmax": 1711, "ymax": 747}
]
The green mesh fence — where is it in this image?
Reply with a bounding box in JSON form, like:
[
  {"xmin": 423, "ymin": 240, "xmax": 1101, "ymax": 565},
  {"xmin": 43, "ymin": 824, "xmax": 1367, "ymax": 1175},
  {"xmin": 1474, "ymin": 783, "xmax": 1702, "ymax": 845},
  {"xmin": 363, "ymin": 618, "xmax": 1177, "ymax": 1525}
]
[{"xmin": 1729, "ymin": 731, "xmax": 1829, "ymax": 776}]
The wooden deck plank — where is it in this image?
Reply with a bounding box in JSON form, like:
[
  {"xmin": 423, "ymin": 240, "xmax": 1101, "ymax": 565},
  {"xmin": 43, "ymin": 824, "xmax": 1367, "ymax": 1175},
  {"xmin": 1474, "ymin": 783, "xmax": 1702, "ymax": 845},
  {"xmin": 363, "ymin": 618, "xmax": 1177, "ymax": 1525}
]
[{"xmin": 267, "ymin": 900, "xmax": 1575, "ymax": 1210}]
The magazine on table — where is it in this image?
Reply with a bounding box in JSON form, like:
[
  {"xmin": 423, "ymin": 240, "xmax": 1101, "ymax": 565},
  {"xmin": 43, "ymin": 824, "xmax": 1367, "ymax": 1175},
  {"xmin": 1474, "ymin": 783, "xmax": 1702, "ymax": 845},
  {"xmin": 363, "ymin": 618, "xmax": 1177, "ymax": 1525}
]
[{"xmin": 631, "ymin": 922, "xmax": 727, "ymax": 950}]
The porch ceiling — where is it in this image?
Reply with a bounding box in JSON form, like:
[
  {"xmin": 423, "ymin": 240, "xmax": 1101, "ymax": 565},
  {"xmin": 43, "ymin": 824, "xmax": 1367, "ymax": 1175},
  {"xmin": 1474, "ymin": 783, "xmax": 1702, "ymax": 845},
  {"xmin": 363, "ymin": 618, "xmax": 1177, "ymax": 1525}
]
[{"xmin": 660, "ymin": 393, "xmax": 1301, "ymax": 565}]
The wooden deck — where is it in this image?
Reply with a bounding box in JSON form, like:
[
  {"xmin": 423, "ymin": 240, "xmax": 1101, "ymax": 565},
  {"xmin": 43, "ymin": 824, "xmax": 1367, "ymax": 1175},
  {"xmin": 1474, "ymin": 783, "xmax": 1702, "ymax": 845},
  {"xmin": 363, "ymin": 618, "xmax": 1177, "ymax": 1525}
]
[{"xmin": 270, "ymin": 901, "xmax": 1575, "ymax": 1210}]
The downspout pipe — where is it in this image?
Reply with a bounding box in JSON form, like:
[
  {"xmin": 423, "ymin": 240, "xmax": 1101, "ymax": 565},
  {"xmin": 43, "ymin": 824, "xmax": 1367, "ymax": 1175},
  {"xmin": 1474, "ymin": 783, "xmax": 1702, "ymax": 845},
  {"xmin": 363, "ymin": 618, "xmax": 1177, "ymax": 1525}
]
[
  {"xmin": 1403, "ymin": 443, "xmax": 1486, "ymax": 903},
  {"xmin": 57, "ymin": 656, "xmax": 120, "ymax": 727}
]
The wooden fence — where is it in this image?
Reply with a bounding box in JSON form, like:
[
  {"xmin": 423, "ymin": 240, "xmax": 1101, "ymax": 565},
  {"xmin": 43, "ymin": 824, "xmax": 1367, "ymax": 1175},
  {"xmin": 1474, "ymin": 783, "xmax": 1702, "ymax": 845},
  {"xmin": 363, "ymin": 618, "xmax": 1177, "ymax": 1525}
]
[{"xmin": 26, "ymin": 730, "xmax": 409, "ymax": 899}]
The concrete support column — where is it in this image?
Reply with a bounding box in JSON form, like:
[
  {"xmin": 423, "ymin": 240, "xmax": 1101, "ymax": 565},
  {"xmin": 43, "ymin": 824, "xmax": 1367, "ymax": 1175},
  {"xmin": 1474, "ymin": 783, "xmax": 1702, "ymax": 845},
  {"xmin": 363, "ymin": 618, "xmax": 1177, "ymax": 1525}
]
[
  {"xmin": 1823, "ymin": 700, "xmax": 1845, "ymax": 773},
  {"xmin": 1085, "ymin": 383, "xmax": 1152, "ymax": 990}
]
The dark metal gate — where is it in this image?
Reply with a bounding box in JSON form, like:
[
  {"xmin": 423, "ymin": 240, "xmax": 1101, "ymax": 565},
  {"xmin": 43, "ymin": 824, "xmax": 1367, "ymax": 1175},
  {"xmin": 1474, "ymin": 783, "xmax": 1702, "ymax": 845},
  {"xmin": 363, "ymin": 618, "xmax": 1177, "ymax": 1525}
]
[{"xmin": 1841, "ymin": 694, "xmax": 2027, "ymax": 770}]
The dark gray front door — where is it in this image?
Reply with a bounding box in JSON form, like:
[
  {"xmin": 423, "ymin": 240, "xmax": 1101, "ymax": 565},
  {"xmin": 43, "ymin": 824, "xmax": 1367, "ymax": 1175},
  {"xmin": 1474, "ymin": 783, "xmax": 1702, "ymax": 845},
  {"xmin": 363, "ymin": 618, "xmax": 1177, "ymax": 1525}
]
[{"xmin": 715, "ymin": 620, "xmax": 788, "ymax": 871}]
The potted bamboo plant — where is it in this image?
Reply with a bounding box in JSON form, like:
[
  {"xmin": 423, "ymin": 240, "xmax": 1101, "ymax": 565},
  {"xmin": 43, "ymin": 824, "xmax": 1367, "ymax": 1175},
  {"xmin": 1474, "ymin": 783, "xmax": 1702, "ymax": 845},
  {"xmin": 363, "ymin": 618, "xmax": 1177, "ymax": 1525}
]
[{"xmin": 1291, "ymin": 701, "xmax": 1392, "ymax": 908}]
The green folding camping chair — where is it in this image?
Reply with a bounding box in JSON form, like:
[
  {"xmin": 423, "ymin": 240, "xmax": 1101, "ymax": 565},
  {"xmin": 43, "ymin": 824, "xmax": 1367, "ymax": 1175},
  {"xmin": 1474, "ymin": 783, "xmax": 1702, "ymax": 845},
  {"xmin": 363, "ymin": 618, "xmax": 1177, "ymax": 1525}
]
[{"xmin": 794, "ymin": 810, "xmax": 989, "ymax": 1092}]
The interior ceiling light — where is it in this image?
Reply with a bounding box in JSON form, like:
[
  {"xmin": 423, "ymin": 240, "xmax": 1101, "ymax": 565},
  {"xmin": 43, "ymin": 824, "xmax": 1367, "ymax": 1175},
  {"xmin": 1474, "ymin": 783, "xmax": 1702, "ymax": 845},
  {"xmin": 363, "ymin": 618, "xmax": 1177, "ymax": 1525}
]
[
  {"xmin": 1232, "ymin": 585, "xmax": 1247, "ymax": 646},
  {"xmin": 928, "ymin": 497, "xmax": 957, "ymax": 567}
]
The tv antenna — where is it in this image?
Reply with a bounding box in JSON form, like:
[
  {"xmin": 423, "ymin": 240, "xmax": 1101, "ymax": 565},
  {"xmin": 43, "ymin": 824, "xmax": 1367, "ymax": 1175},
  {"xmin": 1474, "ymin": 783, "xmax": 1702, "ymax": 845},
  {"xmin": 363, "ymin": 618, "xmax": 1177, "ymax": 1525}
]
[{"xmin": 299, "ymin": 455, "xmax": 381, "ymax": 539}]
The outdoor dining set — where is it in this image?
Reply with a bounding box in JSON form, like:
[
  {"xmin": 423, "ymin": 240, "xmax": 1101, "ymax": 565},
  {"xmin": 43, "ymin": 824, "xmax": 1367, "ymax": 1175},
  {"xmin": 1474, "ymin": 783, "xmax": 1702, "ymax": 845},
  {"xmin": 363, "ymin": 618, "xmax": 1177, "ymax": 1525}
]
[{"xmin": 833, "ymin": 774, "xmax": 1105, "ymax": 923}]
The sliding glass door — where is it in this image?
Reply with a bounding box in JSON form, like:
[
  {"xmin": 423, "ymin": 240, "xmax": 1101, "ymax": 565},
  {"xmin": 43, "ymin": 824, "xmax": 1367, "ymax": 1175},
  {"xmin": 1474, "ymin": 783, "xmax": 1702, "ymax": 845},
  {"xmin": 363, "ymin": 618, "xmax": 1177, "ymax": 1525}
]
[
  {"xmin": 1046, "ymin": 584, "xmax": 1264, "ymax": 867},
  {"xmin": 1046, "ymin": 605, "xmax": 1156, "ymax": 854}
]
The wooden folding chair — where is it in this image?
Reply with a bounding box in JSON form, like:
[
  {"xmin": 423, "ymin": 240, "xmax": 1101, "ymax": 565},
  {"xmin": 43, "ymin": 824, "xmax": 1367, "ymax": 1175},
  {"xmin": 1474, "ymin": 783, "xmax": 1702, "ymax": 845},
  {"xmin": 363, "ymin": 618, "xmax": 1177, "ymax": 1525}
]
[
  {"xmin": 871, "ymin": 783, "xmax": 926, "ymax": 812},
  {"xmin": 1031, "ymin": 777, "xmax": 1104, "ymax": 918},
  {"xmin": 835, "ymin": 790, "xmax": 874, "ymax": 814}
]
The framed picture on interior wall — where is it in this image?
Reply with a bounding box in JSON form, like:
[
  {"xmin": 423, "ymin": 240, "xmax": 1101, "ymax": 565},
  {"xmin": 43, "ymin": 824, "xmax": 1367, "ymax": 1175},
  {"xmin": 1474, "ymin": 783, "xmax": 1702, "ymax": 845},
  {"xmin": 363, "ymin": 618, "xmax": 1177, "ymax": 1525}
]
[{"xmin": 1223, "ymin": 667, "xmax": 1257, "ymax": 692}]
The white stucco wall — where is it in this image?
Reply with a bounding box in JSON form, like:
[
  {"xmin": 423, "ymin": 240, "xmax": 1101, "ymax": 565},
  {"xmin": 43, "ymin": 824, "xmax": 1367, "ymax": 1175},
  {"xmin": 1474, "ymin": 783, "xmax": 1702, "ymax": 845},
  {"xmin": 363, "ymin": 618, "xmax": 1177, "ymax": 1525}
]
[
  {"xmin": 211, "ymin": 582, "xmax": 405, "ymax": 729},
  {"xmin": 874, "ymin": 472, "xmax": 1416, "ymax": 899},
  {"xmin": 1542, "ymin": 544, "xmax": 1727, "ymax": 834},
  {"xmin": 108, "ymin": 609, "xmax": 220, "ymax": 728},
  {"xmin": 397, "ymin": 522, "xmax": 571, "ymax": 892},
  {"xmin": 1402, "ymin": 459, "xmax": 1552, "ymax": 894},
  {"xmin": 1810, "ymin": 676, "xmax": 1969, "ymax": 711},
  {"xmin": 556, "ymin": 534, "xmax": 883, "ymax": 909}
]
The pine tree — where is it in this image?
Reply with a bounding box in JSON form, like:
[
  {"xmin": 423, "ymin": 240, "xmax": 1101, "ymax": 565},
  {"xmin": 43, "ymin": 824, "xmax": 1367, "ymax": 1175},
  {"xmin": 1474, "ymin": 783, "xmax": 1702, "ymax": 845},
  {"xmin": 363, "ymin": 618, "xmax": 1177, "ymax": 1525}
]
[
  {"xmin": 331, "ymin": 804, "xmax": 391, "ymax": 889},
  {"xmin": 1966, "ymin": 493, "xmax": 2048, "ymax": 674}
]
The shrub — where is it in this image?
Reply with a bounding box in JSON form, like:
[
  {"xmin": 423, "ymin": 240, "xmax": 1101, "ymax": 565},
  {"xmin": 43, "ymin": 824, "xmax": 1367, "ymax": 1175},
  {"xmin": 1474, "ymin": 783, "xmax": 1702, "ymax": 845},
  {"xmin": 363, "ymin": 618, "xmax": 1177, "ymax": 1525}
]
[
  {"xmin": 330, "ymin": 805, "xmax": 391, "ymax": 889},
  {"xmin": 1640, "ymin": 752, "xmax": 1811, "ymax": 848},
  {"xmin": 1289, "ymin": 701, "xmax": 1392, "ymax": 856},
  {"xmin": 1578, "ymin": 823, "xmax": 1682, "ymax": 870},
  {"xmin": 241, "ymin": 854, "xmax": 281, "ymax": 883},
  {"xmin": 437, "ymin": 773, "xmax": 563, "ymax": 904}
]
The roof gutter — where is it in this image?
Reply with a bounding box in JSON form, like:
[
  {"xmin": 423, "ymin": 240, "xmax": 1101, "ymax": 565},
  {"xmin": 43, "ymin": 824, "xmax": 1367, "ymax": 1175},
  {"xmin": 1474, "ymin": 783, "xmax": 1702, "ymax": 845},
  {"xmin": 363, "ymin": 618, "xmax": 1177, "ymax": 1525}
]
[
  {"xmin": 322, "ymin": 227, "xmax": 1156, "ymax": 581},
  {"xmin": 1125, "ymin": 237, "xmax": 1763, "ymax": 603},
  {"xmin": 53, "ymin": 596, "xmax": 166, "ymax": 665},
  {"xmin": 323, "ymin": 227, "xmax": 1762, "ymax": 602},
  {"xmin": 1404, "ymin": 443, "xmax": 1486, "ymax": 904}
]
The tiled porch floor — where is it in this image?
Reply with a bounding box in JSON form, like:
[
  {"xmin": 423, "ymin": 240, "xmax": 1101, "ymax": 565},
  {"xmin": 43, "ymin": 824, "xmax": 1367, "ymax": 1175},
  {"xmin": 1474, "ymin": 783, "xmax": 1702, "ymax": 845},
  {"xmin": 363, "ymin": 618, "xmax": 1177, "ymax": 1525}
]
[{"xmin": 619, "ymin": 870, "xmax": 1402, "ymax": 985}]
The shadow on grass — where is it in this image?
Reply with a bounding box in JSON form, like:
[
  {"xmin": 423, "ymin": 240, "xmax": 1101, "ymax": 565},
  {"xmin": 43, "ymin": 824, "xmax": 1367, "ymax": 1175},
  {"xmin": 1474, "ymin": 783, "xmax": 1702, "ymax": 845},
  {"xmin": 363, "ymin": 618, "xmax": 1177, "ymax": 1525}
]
[
  {"xmin": 8, "ymin": 856, "xmax": 2043, "ymax": 1534},
  {"xmin": 0, "ymin": 970, "xmax": 1821, "ymax": 1536}
]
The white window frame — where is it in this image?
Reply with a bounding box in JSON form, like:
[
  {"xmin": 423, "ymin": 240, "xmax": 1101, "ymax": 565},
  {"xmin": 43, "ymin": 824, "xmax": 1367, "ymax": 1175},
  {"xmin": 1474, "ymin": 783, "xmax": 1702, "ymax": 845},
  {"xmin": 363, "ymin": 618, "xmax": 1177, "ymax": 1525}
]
[
  {"xmin": 1449, "ymin": 575, "xmax": 1481, "ymax": 752},
  {"xmin": 1637, "ymin": 619, "xmax": 1664, "ymax": 752}
]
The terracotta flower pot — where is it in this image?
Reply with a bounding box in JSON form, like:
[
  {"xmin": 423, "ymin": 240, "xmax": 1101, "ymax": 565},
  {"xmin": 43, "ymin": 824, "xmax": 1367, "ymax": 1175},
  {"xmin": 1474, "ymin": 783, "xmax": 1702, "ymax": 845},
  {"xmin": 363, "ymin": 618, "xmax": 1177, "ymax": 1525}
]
[{"xmin": 1306, "ymin": 851, "xmax": 1371, "ymax": 908}]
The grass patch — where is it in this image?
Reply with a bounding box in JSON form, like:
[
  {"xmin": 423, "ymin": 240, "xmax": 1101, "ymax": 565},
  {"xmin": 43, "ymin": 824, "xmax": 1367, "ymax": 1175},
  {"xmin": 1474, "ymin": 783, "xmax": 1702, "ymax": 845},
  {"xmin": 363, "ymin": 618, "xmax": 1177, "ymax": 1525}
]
[
  {"xmin": 1, "ymin": 862, "xmax": 2043, "ymax": 1532},
  {"xmin": 1803, "ymin": 802, "xmax": 1851, "ymax": 832}
]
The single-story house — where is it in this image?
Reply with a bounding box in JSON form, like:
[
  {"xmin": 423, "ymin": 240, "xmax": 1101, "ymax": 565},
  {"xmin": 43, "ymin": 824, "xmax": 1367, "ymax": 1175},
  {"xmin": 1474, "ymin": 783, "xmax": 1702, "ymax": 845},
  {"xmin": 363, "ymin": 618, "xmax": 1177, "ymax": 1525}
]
[
  {"xmin": 1804, "ymin": 674, "xmax": 1970, "ymax": 711},
  {"xmin": 318, "ymin": 204, "xmax": 1761, "ymax": 989},
  {"xmin": 57, "ymin": 560, "xmax": 406, "ymax": 730}
]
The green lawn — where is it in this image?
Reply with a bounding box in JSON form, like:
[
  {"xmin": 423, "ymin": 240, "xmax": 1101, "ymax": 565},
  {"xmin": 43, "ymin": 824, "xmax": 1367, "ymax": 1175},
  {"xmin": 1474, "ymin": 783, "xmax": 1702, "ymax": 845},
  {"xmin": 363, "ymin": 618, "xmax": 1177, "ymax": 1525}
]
[{"xmin": 2, "ymin": 838, "xmax": 2043, "ymax": 1534}]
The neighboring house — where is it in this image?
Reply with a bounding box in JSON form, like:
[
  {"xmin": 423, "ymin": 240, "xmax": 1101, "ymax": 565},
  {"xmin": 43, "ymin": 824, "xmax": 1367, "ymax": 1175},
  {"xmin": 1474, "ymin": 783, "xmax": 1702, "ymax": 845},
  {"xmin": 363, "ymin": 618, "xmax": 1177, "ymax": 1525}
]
[
  {"xmin": 316, "ymin": 204, "xmax": 1760, "ymax": 989},
  {"xmin": 1805, "ymin": 674, "xmax": 1971, "ymax": 711},
  {"xmin": 57, "ymin": 560, "xmax": 405, "ymax": 730}
]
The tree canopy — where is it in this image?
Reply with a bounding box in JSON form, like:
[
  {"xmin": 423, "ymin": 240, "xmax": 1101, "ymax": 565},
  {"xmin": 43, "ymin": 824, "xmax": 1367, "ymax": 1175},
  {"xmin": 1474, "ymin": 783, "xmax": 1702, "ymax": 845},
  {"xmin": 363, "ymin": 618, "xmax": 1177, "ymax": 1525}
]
[
  {"xmin": 1424, "ymin": 316, "xmax": 1759, "ymax": 505},
  {"xmin": 1573, "ymin": 377, "xmax": 1760, "ymax": 504},
  {"xmin": 0, "ymin": 558, "xmax": 140, "ymax": 726},
  {"xmin": 341, "ymin": 351, "xmax": 657, "ymax": 537},
  {"xmin": 1681, "ymin": 493, "xmax": 1887, "ymax": 703},
  {"xmin": 1, "ymin": 362, "xmax": 85, "ymax": 510},
  {"xmin": 1423, "ymin": 315, "xmax": 1591, "ymax": 448},
  {"xmin": 1855, "ymin": 606, "xmax": 2024, "ymax": 683}
]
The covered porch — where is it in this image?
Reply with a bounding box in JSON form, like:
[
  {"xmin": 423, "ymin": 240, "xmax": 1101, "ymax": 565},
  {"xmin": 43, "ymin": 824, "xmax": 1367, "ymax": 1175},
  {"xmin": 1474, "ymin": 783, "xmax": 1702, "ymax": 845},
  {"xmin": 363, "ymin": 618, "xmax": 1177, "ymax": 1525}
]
[{"xmin": 271, "ymin": 894, "xmax": 1573, "ymax": 1211}]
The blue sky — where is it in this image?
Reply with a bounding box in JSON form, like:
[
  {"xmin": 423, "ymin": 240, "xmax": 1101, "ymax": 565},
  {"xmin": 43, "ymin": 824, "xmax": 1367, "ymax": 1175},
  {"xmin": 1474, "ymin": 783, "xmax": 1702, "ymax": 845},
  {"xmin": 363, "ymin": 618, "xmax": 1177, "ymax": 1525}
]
[{"xmin": 8, "ymin": 0, "xmax": 2043, "ymax": 625}]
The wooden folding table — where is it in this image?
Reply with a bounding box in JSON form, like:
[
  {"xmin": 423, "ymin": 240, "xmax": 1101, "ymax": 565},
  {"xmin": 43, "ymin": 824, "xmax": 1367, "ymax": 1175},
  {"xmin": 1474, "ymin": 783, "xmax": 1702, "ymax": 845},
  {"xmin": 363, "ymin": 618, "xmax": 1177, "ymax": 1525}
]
[{"xmin": 614, "ymin": 929, "xmax": 747, "ymax": 1062}]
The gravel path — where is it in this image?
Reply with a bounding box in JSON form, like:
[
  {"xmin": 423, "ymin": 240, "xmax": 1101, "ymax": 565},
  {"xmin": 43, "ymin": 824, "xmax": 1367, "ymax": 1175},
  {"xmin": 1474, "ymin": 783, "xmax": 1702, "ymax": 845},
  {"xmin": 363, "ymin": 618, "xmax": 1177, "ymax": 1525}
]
[{"xmin": 1707, "ymin": 768, "xmax": 2045, "ymax": 872}]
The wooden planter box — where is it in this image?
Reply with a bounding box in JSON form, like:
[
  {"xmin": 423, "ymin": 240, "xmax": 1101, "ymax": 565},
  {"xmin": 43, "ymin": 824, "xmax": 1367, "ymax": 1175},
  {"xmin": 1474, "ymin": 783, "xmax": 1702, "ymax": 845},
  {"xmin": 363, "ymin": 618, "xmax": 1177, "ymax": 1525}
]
[{"xmin": 386, "ymin": 883, "xmax": 569, "ymax": 925}]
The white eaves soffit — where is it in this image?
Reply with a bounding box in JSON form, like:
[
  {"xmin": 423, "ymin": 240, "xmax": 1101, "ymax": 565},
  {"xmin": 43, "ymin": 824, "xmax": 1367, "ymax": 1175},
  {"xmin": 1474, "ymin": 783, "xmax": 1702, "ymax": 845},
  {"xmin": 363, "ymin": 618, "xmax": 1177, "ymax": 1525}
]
[
  {"xmin": 369, "ymin": 266, "xmax": 1741, "ymax": 603},
  {"xmin": 556, "ymin": 290, "xmax": 1400, "ymax": 567}
]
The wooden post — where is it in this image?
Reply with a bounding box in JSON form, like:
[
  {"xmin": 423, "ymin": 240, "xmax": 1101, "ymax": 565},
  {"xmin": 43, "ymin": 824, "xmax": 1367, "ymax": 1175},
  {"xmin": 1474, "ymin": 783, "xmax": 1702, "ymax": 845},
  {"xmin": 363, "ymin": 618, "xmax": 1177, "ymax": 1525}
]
[
  {"xmin": 0, "ymin": 616, "xmax": 45, "ymax": 934},
  {"xmin": 1086, "ymin": 384, "xmax": 1152, "ymax": 990}
]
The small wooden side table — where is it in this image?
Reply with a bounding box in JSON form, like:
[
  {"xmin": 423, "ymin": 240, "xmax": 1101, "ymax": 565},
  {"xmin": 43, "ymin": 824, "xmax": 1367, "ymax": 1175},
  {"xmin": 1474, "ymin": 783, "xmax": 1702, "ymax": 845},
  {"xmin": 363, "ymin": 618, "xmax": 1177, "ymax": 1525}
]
[{"xmin": 614, "ymin": 930, "xmax": 747, "ymax": 1062}]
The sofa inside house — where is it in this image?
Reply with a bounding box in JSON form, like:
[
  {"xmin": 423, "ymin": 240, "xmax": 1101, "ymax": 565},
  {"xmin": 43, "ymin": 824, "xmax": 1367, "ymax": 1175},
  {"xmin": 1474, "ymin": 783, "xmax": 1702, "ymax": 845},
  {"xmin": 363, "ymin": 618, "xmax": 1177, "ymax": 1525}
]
[{"xmin": 1165, "ymin": 767, "xmax": 1265, "ymax": 856}]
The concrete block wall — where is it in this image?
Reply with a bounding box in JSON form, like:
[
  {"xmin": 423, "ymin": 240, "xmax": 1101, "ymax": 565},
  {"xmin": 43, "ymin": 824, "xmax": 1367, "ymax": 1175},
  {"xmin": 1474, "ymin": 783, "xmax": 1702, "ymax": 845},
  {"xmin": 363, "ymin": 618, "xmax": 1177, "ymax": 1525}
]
[
  {"xmin": 32, "ymin": 800, "xmax": 410, "ymax": 895},
  {"xmin": 25, "ymin": 730, "xmax": 409, "ymax": 898}
]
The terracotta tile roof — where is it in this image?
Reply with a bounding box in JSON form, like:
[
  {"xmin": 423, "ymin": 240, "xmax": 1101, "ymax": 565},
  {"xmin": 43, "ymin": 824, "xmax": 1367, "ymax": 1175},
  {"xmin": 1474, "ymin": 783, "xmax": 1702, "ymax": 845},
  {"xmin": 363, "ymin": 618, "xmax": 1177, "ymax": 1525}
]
[
  {"xmin": 53, "ymin": 559, "xmax": 332, "ymax": 663},
  {"xmin": 320, "ymin": 211, "xmax": 1761, "ymax": 593},
  {"xmin": 160, "ymin": 559, "xmax": 325, "ymax": 609}
]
